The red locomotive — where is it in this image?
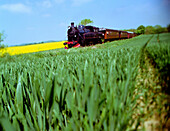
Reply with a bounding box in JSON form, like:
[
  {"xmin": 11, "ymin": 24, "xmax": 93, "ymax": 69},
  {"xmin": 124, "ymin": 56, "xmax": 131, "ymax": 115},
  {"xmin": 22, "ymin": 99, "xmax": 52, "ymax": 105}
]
[{"xmin": 63, "ymin": 22, "xmax": 136, "ymax": 49}]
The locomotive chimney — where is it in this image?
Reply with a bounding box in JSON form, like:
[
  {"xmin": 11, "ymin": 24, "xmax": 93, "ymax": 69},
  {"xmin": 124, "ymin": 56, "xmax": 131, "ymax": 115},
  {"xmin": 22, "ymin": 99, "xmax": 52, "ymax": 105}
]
[{"xmin": 71, "ymin": 22, "xmax": 74, "ymax": 27}]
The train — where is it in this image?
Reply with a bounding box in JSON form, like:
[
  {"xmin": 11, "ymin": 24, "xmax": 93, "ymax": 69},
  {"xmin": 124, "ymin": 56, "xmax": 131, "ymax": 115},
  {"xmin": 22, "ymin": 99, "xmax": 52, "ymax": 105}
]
[{"xmin": 63, "ymin": 22, "xmax": 136, "ymax": 49}]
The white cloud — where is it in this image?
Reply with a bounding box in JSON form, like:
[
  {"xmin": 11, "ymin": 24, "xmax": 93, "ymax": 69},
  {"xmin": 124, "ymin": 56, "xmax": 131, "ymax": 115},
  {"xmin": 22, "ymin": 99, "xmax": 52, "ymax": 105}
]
[
  {"xmin": 39, "ymin": 0, "xmax": 64, "ymax": 8},
  {"xmin": 72, "ymin": 0, "xmax": 92, "ymax": 6},
  {"xmin": 59, "ymin": 22, "xmax": 68, "ymax": 27},
  {"xmin": 54, "ymin": 0, "xmax": 65, "ymax": 4},
  {"xmin": 0, "ymin": 3, "xmax": 31, "ymax": 13},
  {"xmin": 42, "ymin": 13, "xmax": 52, "ymax": 17},
  {"xmin": 42, "ymin": 0, "xmax": 52, "ymax": 8},
  {"xmin": 26, "ymin": 27, "xmax": 35, "ymax": 31}
]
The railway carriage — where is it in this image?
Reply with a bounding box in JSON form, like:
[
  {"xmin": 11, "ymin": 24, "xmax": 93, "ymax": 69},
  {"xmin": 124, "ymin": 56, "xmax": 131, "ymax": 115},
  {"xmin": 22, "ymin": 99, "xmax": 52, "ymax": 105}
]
[
  {"xmin": 99, "ymin": 28, "xmax": 119, "ymax": 42},
  {"xmin": 127, "ymin": 31, "xmax": 134, "ymax": 38},
  {"xmin": 119, "ymin": 31, "xmax": 128, "ymax": 39}
]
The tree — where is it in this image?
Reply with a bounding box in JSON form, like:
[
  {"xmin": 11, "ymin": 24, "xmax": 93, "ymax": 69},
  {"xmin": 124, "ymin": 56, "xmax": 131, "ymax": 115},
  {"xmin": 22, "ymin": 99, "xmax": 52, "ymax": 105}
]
[
  {"xmin": 0, "ymin": 32, "xmax": 4, "ymax": 43},
  {"xmin": 136, "ymin": 25, "xmax": 145, "ymax": 35},
  {"xmin": 154, "ymin": 25, "xmax": 167, "ymax": 34},
  {"xmin": 123, "ymin": 29, "xmax": 136, "ymax": 32},
  {"xmin": 145, "ymin": 26, "xmax": 155, "ymax": 34},
  {"xmin": 154, "ymin": 25, "xmax": 164, "ymax": 34},
  {"xmin": 167, "ymin": 24, "xmax": 170, "ymax": 32},
  {"xmin": 79, "ymin": 19, "xmax": 93, "ymax": 26},
  {"xmin": 0, "ymin": 31, "xmax": 6, "ymax": 48}
]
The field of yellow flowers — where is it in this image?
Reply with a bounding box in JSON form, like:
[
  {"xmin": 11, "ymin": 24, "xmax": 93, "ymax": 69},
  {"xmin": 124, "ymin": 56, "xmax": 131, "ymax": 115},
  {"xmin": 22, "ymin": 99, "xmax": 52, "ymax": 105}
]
[{"xmin": 0, "ymin": 41, "xmax": 67, "ymax": 56}]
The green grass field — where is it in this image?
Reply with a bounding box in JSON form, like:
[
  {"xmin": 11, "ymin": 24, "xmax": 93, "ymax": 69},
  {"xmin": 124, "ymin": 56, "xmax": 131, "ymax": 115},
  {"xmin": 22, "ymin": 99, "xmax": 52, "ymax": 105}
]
[{"xmin": 0, "ymin": 33, "xmax": 170, "ymax": 130}]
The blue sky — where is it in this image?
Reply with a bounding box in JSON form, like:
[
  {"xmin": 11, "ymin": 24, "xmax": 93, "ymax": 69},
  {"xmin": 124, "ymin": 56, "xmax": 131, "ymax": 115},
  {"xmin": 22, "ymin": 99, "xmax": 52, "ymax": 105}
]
[{"xmin": 0, "ymin": 0, "xmax": 170, "ymax": 46}]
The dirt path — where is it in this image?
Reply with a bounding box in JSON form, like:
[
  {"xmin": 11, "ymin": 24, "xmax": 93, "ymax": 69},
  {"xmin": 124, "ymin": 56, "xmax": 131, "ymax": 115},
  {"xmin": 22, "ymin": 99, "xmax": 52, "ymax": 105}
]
[
  {"xmin": 135, "ymin": 56, "xmax": 169, "ymax": 130},
  {"xmin": 131, "ymin": 35, "xmax": 170, "ymax": 130}
]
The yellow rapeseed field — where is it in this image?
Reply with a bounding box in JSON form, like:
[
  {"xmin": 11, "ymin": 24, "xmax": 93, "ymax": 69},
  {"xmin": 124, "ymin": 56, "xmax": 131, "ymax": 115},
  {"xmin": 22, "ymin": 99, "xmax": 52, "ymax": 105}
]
[{"xmin": 0, "ymin": 41, "xmax": 67, "ymax": 56}]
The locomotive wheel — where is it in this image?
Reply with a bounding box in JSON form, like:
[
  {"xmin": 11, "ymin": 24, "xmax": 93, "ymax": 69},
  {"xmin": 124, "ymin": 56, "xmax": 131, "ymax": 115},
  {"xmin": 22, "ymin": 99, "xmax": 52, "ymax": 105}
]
[
  {"xmin": 99, "ymin": 39, "xmax": 102, "ymax": 44},
  {"xmin": 93, "ymin": 40, "xmax": 97, "ymax": 45},
  {"xmin": 94, "ymin": 39, "xmax": 99, "ymax": 45},
  {"xmin": 81, "ymin": 39, "xmax": 85, "ymax": 46},
  {"xmin": 68, "ymin": 44, "xmax": 73, "ymax": 48},
  {"xmin": 88, "ymin": 40, "xmax": 93, "ymax": 46}
]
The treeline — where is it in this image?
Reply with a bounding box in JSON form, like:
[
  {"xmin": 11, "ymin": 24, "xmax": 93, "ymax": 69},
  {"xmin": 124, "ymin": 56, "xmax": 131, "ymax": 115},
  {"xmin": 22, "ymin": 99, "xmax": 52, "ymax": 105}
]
[
  {"xmin": 0, "ymin": 31, "xmax": 6, "ymax": 48},
  {"xmin": 124, "ymin": 24, "xmax": 170, "ymax": 35}
]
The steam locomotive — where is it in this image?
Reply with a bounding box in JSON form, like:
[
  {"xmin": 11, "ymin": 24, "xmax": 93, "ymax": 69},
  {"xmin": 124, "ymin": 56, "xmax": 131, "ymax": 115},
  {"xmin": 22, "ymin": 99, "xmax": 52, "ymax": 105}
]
[{"xmin": 63, "ymin": 22, "xmax": 136, "ymax": 49}]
